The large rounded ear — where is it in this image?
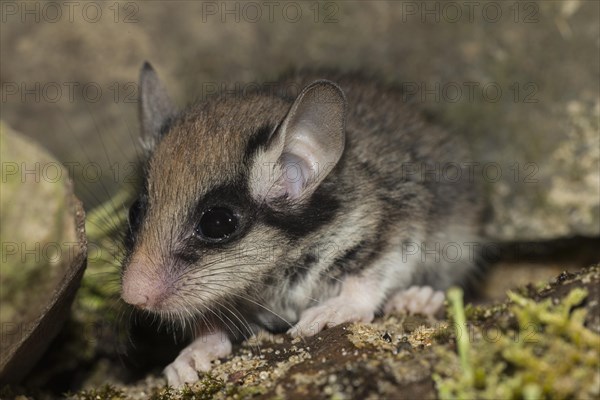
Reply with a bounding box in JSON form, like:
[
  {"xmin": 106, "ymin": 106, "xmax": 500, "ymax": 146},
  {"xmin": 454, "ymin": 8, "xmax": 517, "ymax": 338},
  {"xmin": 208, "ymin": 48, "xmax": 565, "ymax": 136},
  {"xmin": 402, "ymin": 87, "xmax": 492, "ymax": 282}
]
[
  {"xmin": 250, "ymin": 80, "xmax": 347, "ymax": 206},
  {"xmin": 138, "ymin": 62, "xmax": 176, "ymax": 147}
]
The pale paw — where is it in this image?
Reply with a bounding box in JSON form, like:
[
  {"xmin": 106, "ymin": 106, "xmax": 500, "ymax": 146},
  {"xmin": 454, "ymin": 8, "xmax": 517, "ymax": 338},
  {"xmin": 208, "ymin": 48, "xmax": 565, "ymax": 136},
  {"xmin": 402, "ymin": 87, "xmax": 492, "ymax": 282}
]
[
  {"xmin": 164, "ymin": 350, "xmax": 202, "ymax": 388},
  {"xmin": 163, "ymin": 331, "xmax": 232, "ymax": 387},
  {"xmin": 384, "ymin": 286, "xmax": 445, "ymax": 317},
  {"xmin": 288, "ymin": 297, "xmax": 375, "ymax": 337}
]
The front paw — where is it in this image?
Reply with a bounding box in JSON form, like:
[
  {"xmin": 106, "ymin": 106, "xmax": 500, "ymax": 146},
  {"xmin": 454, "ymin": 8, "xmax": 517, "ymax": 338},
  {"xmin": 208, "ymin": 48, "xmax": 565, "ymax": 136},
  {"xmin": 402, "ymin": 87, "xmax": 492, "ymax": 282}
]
[
  {"xmin": 288, "ymin": 298, "xmax": 375, "ymax": 337},
  {"xmin": 384, "ymin": 285, "xmax": 445, "ymax": 317},
  {"xmin": 164, "ymin": 331, "xmax": 232, "ymax": 387}
]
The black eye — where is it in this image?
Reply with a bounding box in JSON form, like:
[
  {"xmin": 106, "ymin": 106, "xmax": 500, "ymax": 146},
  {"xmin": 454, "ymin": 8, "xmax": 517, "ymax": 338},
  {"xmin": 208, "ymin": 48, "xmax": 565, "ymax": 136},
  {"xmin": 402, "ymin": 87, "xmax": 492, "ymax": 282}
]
[{"xmin": 196, "ymin": 207, "xmax": 238, "ymax": 241}]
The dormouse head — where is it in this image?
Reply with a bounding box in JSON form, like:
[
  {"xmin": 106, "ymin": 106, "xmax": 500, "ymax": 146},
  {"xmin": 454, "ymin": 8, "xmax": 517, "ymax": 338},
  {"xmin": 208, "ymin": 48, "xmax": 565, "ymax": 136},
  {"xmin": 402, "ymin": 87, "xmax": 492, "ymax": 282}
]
[{"xmin": 120, "ymin": 62, "xmax": 347, "ymax": 321}]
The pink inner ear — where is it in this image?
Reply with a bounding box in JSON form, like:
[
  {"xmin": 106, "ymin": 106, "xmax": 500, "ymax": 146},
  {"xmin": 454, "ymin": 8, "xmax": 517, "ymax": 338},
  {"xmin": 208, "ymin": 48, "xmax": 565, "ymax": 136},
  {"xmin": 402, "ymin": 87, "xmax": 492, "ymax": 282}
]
[{"xmin": 278, "ymin": 153, "xmax": 309, "ymax": 200}]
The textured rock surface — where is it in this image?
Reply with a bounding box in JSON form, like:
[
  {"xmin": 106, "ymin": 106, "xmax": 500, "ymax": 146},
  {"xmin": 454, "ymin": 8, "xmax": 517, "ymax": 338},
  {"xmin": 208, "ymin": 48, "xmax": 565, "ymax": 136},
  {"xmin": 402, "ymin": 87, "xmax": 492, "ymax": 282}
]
[
  {"xmin": 1, "ymin": 0, "xmax": 598, "ymax": 240},
  {"xmin": 0, "ymin": 122, "xmax": 87, "ymax": 384}
]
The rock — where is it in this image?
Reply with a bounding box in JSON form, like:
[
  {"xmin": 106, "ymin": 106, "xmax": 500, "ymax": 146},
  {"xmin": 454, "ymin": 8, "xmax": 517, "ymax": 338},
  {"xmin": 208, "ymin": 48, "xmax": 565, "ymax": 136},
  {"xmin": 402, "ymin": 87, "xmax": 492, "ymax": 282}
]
[
  {"xmin": 0, "ymin": 122, "xmax": 87, "ymax": 384},
  {"xmin": 481, "ymin": 100, "xmax": 599, "ymax": 240}
]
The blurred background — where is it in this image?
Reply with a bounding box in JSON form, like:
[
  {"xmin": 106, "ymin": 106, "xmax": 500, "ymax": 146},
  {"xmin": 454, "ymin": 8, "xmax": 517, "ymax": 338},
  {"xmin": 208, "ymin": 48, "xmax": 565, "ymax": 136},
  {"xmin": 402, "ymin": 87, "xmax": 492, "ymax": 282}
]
[
  {"xmin": 1, "ymin": 0, "xmax": 599, "ymax": 394},
  {"xmin": 1, "ymin": 0, "xmax": 598, "ymax": 242}
]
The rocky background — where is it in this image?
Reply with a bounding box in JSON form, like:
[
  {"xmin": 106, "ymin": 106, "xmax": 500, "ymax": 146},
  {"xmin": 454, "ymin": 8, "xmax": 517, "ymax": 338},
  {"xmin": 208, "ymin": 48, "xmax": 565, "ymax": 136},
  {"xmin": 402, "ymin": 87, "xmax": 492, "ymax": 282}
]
[
  {"xmin": 1, "ymin": 0, "xmax": 599, "ymax": 398},
  {"xmin": 2, "ymin": 0, "xmax": 598, "ymax": 241}
]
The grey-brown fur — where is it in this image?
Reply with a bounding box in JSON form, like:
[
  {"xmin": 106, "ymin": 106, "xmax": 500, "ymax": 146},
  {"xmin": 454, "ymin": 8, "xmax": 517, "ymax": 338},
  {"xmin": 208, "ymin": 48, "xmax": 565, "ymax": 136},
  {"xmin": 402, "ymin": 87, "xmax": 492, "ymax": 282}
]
[{"xmin": 121, "ymin": 63, "xmax": 483, "ymax": 343}]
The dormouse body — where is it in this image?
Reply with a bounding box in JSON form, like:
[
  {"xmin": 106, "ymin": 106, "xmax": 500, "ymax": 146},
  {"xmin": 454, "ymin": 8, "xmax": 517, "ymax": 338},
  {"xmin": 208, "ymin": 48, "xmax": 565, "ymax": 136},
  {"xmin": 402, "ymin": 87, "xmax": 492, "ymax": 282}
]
[{"xmin": 121, "ymin": 63, "xmax": 483, "ymax": 386}]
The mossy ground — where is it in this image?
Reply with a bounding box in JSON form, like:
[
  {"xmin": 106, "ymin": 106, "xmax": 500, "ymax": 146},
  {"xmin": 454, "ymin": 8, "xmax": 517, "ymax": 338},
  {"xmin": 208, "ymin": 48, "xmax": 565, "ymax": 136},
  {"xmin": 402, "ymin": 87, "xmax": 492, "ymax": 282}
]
[
  {"xmin": 51, "ymin": 266, "xmax": 600, "ymax": 400},
  {"xmin": 435, "ymin": 279, "xmax": 599, "ymax": 399}
]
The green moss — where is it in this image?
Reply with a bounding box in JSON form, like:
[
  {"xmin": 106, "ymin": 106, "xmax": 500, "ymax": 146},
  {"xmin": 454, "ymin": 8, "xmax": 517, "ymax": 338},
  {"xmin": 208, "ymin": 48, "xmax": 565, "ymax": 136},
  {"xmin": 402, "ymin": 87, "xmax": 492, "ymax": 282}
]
[
  {"xmin": 143, "ymin": 373, "xmax": 272, "ymax": 400},
  {"xmin": 148, "ymin": 374, "xmax": 225, "ymax": 400},
  {"xmin": 70, "ymin": 384, "xmax": 126, "ymax": 400},
  {"xmin": 224, "ymin": 383, "xmax": 268, "ymax": 398},
  {"xmin": 67, "ymin": 187, "xmax": 133, "ymax": 350},
  {"xmin": 446, "ymin": 288, "xmax": 473, "ymax": 387},
  {"xmin": 463, "ymin": 302, "xmax": 509, "ymax": 324},
  {"xmin": 193, "ymin": 374, "xmax": 226, "ymax": 399},
  {"xmin": 431, "ymin": 324, "xmax": 453, "ymax": 345},
  {"xmin": 434, "ymin": 286, "xmax": 600, "ymax": 399},
  {"xmin": 79, "ymin": 186, "xmax": 132, "ymax": 320}
]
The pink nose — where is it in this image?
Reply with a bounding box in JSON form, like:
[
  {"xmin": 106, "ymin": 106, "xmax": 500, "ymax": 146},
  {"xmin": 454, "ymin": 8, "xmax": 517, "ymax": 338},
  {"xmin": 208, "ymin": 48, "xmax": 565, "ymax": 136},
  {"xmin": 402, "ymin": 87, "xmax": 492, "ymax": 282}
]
[
  {"xmin": 121, "ymin": 289, "xmax": 150, "ymax": 308},
  {"xmin": 121, "ymin": 261, "xmax": 166, "ymax": 310}
]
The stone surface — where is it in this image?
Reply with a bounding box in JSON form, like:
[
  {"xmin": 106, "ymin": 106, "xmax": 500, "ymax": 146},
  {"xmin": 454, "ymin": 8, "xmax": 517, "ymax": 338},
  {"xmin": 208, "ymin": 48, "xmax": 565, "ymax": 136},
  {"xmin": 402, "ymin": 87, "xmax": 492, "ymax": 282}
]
[
  {"xmin": 0, "ymin": 122, "xmax": 87, "ymax": 384},
  {"xmin": 1, "ymin": 0, "xmax": 598, "ymax": 240}
]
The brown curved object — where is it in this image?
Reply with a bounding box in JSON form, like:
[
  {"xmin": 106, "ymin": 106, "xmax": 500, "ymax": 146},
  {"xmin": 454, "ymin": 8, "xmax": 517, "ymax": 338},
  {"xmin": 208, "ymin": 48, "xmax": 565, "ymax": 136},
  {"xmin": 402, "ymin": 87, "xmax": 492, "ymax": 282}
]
[{"xmin": 0, "ymin": 185, "xmax": 87, "ymax": 384}]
